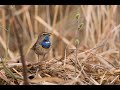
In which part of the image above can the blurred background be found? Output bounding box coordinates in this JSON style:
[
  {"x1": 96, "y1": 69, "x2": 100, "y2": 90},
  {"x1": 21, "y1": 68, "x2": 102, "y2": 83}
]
[{"x1": 0, "y1": 5, "x2": 119, "y2": 64}]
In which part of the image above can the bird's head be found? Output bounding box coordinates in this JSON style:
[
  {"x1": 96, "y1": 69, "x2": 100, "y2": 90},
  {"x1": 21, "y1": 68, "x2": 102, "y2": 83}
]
[{"x1": 38, "y1": 32, "x2": 51, "y2": 48}]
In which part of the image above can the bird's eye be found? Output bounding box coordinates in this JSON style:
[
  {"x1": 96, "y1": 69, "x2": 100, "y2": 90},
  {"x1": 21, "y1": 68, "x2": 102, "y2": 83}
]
[
  {"x1": 43, "y1": 39, "x2": 47, "y2": 42},
  {"x1": 43, "y1": 34, "x2": 46, "y2": 36}
]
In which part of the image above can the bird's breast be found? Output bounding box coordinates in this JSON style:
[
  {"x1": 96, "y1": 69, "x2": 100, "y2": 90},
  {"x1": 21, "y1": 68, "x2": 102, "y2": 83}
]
[{"x1": 34, "y1": 43, "x2": 51, "y2": 55}]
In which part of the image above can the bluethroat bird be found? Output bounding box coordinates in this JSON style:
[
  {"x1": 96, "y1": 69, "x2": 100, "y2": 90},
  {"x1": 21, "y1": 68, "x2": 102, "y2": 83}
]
[{"x1": 31, "y1": 32, "x2": 51, "y2": 63}]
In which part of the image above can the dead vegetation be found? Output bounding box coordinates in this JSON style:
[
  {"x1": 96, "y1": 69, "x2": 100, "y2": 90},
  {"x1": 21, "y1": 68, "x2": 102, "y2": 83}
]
[{"x1": 0, "y1": 5, "x2": 120, "y2": 85}]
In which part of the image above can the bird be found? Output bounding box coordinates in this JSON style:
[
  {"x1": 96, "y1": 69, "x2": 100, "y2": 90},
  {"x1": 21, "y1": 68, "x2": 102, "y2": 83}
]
[{"x1": 31, "y1": 32, "x2": 51, "y2": 63}]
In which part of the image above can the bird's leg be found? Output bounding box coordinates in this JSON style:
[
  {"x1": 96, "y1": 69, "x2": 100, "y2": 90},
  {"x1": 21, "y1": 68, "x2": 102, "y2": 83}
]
[
  {"x1": 43, "y1": 54, "x2": 47, "y2": 69},
  {"x1": 37, "y1": 55, "x2": 39, "y2": 63},
  {"x1": 36, "y1": 55, "x2": 40, "y2": 77},
  {"x1": 43, "y1": 54, "x2": 45, "y2": 60}
]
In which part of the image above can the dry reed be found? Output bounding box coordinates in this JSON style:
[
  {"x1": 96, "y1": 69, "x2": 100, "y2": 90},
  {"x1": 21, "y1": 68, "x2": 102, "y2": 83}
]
[{"x1": 0, "y1": 5, "x2": 120, "y2": 85}]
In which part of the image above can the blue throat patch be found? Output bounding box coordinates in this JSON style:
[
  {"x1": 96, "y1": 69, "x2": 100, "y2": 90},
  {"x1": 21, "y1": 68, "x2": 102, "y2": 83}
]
[{"x1": 40, "y1": 35, "x2": 51, "y2": 48}]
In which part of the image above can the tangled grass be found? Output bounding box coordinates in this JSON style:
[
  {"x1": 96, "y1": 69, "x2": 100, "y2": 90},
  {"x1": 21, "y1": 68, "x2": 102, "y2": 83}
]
[{"x1": 0, "y1": 5, "x2": 120, "y2": 85}]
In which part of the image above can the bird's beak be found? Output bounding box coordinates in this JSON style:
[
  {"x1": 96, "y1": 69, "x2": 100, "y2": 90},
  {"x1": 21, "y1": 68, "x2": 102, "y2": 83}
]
[{"x1": 48, "y1": 33, "x2": 51, "y2": 36}]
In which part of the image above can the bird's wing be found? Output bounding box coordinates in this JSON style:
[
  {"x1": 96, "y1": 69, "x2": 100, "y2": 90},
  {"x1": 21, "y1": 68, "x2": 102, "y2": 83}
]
[{"x1": 31, "y1": 42, "x2": 37, "y2": 50}]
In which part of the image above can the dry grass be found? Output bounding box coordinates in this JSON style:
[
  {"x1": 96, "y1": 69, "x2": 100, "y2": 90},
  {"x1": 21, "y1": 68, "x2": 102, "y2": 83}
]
[{"x1": 0, "y1": 5, "x2": 120, "y2": 85}]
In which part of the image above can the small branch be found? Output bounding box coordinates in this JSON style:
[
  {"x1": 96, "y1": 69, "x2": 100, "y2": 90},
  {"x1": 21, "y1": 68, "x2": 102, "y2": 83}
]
[{"x1": 10, "y1": 6, "x2": 29, "y2": 85}]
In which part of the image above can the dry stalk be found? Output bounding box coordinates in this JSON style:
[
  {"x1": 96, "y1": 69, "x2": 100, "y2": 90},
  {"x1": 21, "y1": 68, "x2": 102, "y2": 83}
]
[
  {"x1": 63, "y1": 47, "x2": 67, "y2": 68},
  {"x1": 109, "y1": 75, "x2": 119, "y2": 84},
  {"x1": 10, "y1": 6, "x2": 29, "y2": 85}
]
